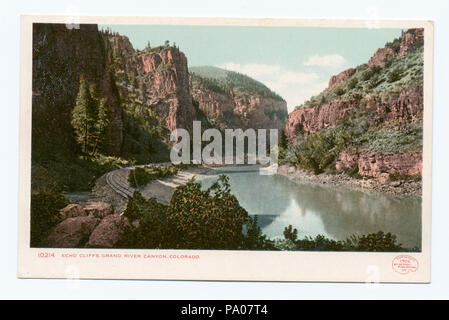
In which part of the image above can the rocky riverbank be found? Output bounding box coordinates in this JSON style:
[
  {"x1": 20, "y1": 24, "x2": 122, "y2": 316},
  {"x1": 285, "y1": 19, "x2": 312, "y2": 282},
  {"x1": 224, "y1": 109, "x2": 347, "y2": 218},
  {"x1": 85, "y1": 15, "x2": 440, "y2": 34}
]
[{"x1": 277, "y1": 164, "x2": 422, "y2": 198}]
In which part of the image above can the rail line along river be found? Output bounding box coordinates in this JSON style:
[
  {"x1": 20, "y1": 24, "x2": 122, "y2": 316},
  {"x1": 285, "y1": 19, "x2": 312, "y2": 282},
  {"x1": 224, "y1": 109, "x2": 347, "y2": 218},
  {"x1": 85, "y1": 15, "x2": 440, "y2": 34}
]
[{"x1": 197, "y1": 165, "x2": 422, "y2": 250}]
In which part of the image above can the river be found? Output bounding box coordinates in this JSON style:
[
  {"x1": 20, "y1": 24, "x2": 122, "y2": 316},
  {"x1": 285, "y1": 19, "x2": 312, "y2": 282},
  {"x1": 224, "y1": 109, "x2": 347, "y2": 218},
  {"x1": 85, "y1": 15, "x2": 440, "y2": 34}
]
[{"x1": 198, "y1": 165, "x2": 421, "y2": 250}]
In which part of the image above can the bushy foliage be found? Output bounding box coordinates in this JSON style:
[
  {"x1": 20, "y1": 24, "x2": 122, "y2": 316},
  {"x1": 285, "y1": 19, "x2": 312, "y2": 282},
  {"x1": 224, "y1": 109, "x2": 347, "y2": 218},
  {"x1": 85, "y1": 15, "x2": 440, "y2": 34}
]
[
  {"x1": 283, "y1": 225, "x2": 298, "y2": 241},
  {"x1": 243, "y1": 215, "x2": 276, "y2": 250},
  {"x1": 120, "y1": 175, "x2": 274, "y2": 250},
  {"x1": 354, "y1": 231, "x2": 404, "y2": 251},
  {"x1": 167, "y1": 175, "x2": 249, "y2": 249},
  {"x1": 277, "y1": 231, "x2": 405, "y2": 252},
  {"x1": 387, "y1": 67, "x2": 404, "y2": 83},
  {"x1": 119, "y1": 191, "x2": 170, "y2": 248},
  {"x1": 355, "y1": 121, "x2": 423, "y2": 153},
  {"x1": 291, "y1": 126, "x2": 354, "y2": 174},
  {"x1": 30, "y1": 191, "x2": 68, "y2": 247},
  {"x1": 127, "y1": 165, "x2": 182, "y2": 188},
  {"x1": 343, "y1": 164, "x2": 362, "y2": 179}
]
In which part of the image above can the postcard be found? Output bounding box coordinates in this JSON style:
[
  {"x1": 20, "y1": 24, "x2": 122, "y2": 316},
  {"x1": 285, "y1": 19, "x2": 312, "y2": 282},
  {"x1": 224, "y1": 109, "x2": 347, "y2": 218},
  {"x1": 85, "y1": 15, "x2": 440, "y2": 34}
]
[{"x1": 18, "y1": 15, "x2": 433, "y2": 282}]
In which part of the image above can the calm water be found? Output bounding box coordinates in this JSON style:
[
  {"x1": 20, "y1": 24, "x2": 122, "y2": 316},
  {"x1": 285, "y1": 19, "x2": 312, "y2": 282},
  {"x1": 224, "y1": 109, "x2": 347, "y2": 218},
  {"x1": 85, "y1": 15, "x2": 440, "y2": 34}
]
[{"x1": 198, "y1": 165, "x2": 422, "y2": 249}]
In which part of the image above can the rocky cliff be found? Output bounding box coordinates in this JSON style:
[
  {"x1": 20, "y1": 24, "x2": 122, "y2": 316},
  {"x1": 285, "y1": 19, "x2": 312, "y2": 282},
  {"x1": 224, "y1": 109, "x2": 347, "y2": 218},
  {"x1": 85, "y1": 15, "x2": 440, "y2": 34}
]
[
  {"x1": 138, "y1": 47, "x2": 197, "y2": 132},
  {"x1": 335, "y1": 148, "x2": 422, "y2": 178},
  {"x1": 190, "y1": 66, "x2": 288, "y2": 130},
  {"x1": 106, "y1": 34, "x2": 197, "y2": 133},
  {"x1": 285, "y1": 28, "x2": 424, "y2": 180},
  {"x1": 32, "y1": 23, "x2": 124, "y2": 155}
]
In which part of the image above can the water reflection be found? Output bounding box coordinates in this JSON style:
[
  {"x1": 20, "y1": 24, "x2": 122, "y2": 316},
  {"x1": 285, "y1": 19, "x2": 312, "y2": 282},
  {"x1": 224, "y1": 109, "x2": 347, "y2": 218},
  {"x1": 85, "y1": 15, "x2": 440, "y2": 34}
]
[{"x1": 199, "y1": 166, "x2": 422, "y2": 249}]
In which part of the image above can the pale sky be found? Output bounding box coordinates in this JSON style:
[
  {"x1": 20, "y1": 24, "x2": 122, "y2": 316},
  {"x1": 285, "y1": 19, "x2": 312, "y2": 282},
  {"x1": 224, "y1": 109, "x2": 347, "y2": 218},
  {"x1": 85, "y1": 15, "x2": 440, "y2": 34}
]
[{"x1": 100, "y1": 24, "x2": 403, "y2": 112}]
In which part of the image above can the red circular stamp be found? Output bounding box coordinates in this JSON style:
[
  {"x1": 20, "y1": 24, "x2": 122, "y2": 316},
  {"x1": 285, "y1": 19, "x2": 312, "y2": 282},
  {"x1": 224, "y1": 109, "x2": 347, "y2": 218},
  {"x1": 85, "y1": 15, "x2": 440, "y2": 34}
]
[{"x1": 392, "y1": 255, "x2": 419, "y2": 275}]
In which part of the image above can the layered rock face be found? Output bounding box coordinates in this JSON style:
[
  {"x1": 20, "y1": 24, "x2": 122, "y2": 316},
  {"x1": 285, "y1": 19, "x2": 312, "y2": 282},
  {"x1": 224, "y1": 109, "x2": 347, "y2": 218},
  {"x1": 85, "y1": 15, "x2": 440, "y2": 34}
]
[
  {"x1": 192, "y1": 88, "x2": 288, "y2": 130},
  {"x1": 139, "y1": 48, "x2": 197, "y2": 132},
  {"x1": 32, "y1": 24, "x2": 123, "y2": 155},
  {"x1": 284, "y1": 28, "x2": 424, "y2": 180},
  {"x1": 336, "y1": 149, "x2": 422, "y2": 178},
  {"x1": 107, "y1": 35, "x2": 197, "y2": 133},
  {"x1": 285, "y1": 99, "x2": 356, "y2": 139},
  {"x1": 284, "y1": 87, "x2": 422, "y2": 139},
  {"x1": 368, "y1": 87, "x2": 424, "y2": 125}
]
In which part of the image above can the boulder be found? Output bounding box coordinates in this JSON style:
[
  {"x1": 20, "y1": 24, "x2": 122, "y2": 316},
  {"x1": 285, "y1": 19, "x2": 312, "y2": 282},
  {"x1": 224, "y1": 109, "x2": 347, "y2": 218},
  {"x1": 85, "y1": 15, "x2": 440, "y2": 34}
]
[
  {"x1": 47, "y1": 216, "x2": 100, "y2": 248},
  {"x1": 59, "y1": 203, "x2": 86, "y2": 220},
  {"x1": 378, "y1": 173, "x2": 390, "y2": 184},
  {"x1": 82, "y1": 201, "x2": 114, "y2": 218},
  {"x1": 86, "y1": 214, "x2": 131, "y2": 248}
]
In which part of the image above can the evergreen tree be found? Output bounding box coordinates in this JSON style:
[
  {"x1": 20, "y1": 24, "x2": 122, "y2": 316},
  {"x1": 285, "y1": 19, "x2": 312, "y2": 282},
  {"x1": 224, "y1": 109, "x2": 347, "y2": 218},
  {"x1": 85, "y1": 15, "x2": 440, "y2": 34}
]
[
  {"x1": 92, "y1": 98, "x2": 110, "y2": 155},
  {"x1": 71, "y1": 76, "x2": 110, "y2": 157}
]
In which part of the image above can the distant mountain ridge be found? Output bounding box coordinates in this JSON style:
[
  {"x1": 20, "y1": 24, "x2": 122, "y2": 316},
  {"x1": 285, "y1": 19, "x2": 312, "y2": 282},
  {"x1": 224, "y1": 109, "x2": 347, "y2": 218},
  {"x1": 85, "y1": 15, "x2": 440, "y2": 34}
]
[
  {"x1": 190, "y1": 66, "x2": 288, "y2": 130},
  {"x1": 190, "y1": 66, "x2": 285, "y2": 102}
]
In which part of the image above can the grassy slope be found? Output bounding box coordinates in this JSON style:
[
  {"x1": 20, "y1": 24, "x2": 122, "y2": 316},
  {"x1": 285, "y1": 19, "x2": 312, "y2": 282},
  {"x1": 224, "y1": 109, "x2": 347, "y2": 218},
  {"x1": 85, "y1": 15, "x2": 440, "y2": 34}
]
[
  {"x1": 295, "y1": 45, "x2": 423, "y2": 111},
  {"x1": 284, "y1": 38, "x2": 423, "y2": 174}
]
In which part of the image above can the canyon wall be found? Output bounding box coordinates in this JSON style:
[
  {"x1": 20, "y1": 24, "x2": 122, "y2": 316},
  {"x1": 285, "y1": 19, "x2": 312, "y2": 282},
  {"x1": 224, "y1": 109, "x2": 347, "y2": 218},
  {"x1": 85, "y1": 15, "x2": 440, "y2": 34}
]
[
  {"x1": 284, "y1": 28, "x2": 424, "y2": 179},
  {"x1": 32, "y1": 23, "x2": 123, "y2": 155},
  {"x1": 285, "y1": 99, "x2": 356, "y2": 139},
  {"x1": 138, "y1": 48, "x2": 197, "y2": 132},
  {"x1": 107, "y1": 35, "x2": 197, "y2": 133},
  {"x1": 192, "y1": 86, "x2": 288, "y2": 130}
]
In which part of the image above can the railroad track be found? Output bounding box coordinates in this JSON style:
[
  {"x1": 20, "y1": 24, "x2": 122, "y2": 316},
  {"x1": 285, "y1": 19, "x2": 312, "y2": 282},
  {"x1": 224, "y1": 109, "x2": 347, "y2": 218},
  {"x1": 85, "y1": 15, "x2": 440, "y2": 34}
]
[{"x1": 104, "y1": 163, "x2": 173, "y2": 205}]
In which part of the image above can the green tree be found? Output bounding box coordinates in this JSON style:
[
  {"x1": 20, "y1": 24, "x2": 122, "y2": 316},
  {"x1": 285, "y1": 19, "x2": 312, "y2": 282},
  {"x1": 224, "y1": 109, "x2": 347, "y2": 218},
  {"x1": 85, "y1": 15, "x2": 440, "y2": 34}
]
[
  {"x1": 71, "y1": 76, "x2": 111, "y2": 157},
  {"x1": 71, "y1": 76, "x2": 98, "y2": 157},
  {"x1": 167, "y1": 175, "x2": 248, "y2": 249},
  {"x1": 92, "y1": 98, "x2": 110, "y2": 155}
]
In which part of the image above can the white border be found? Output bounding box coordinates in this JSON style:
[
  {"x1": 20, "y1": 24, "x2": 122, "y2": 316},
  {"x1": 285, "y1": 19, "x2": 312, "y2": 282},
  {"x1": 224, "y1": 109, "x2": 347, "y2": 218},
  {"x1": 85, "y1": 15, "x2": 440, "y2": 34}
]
[{"x1": 18, "y1": 15, "x2": 433, "y2": 283}]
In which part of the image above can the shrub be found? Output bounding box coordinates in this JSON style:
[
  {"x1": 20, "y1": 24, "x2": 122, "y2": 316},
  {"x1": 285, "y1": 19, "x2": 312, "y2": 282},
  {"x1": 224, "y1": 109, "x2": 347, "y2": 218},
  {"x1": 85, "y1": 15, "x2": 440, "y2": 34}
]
[
  {"x1": 283, "y1": 225, "x2": 298, "y2": 241},
  {"x1": 354, "y1": 231, "x2": 404, "y2": 252},
  {"x1": 244, "y1": 215, "x2": 276, "y2": 250},
  {"x1": 128, "y1": 165, "x2": 180, "y2": 188},
  {"x1": 120, "y1": 175, "x2": 258, "y2": 250},
  {"x1": 277, "y1": 231, "x2": 405, "y2": 252},
  {"x1": 119, "y1": 190, "x2": 171, "y2": 248},
  {"x1": 30, "y1": 191, "x2": 68, "y2": 247},
  {"x1": 292, "y1": 128, "x2": 351, "y2": 174},
  {"x1": 343, "y1": 164, "x2": 362, "y2": 179},
  {"x1": 335, "y1": 87, "x2": 346, "y2": 96},
  {"x1": 128, "y1": 167, "x2": 153, "y2": 188},
  {"x1": 347, "y1": 77, "x2": 358, "y2": 90},
  {"x1": 368, "y1": 74, "x2": 384, "y2": 89},
  {"x1": 388, "y1": 67, "x2": 403, "y2": 83},
  {"x1": 167, "y1": 175, "x2": 248, "y2": 249}
]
